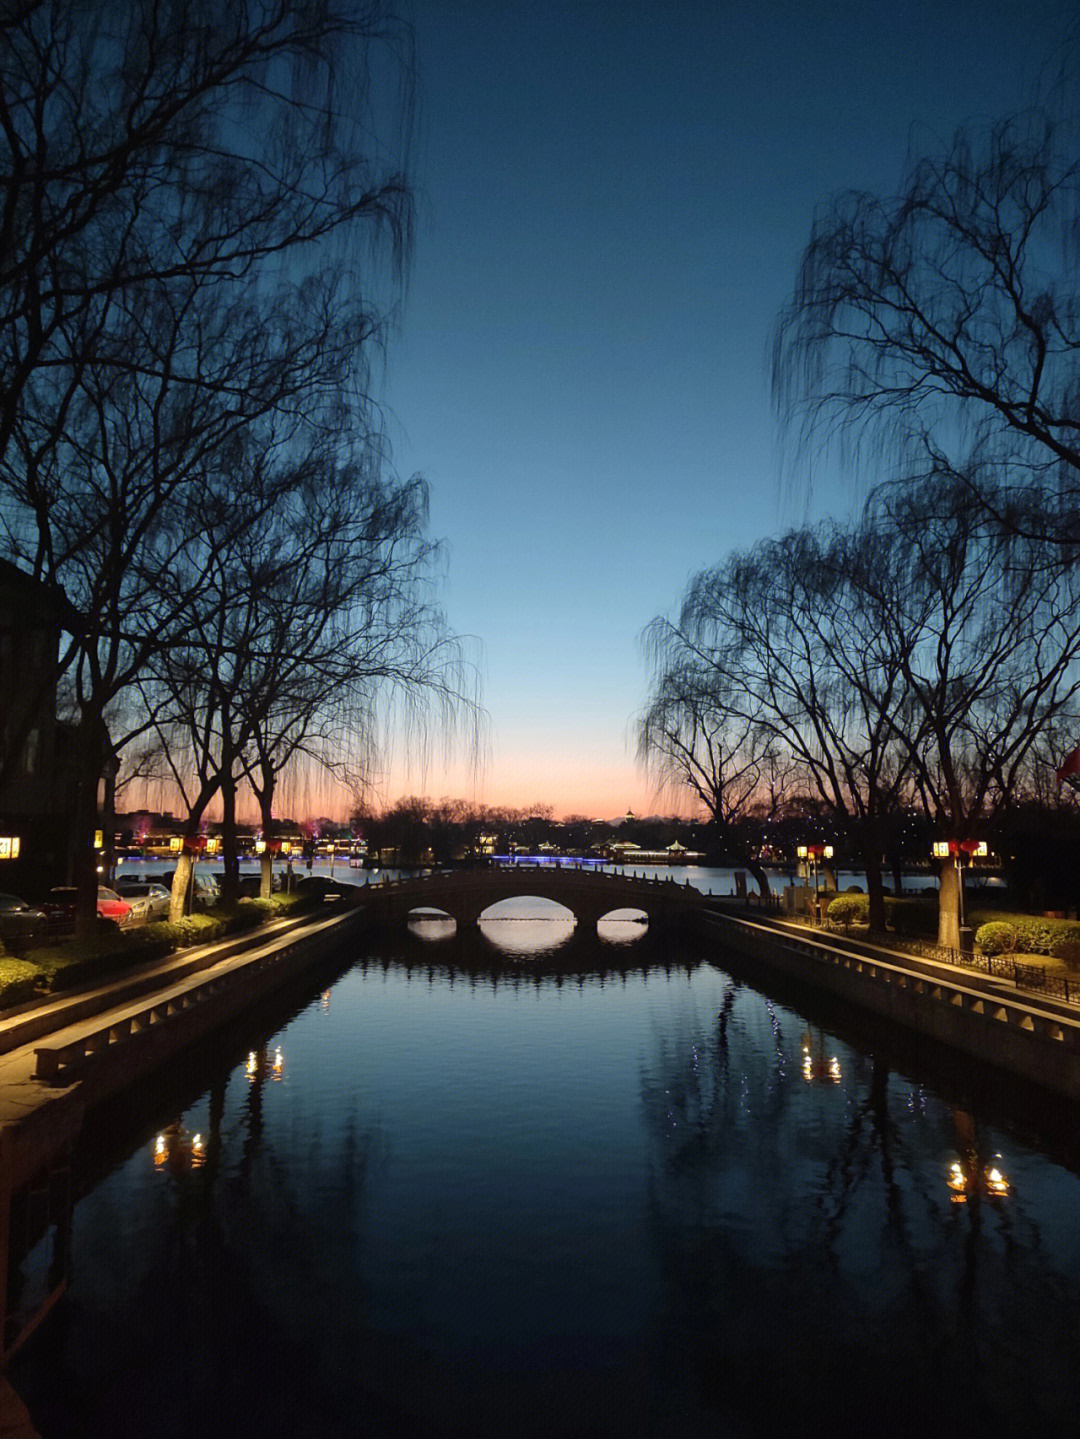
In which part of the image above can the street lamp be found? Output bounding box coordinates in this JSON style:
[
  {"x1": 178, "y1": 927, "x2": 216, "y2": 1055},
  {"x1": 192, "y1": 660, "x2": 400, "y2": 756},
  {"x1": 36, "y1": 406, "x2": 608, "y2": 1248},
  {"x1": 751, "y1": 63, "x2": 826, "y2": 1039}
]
[
  {"x1": 932, "y1": 839, "x2": 987, "y2": 954},
  {"x1": 797, "y1": 843, "x2": 833, "y2": 922}
]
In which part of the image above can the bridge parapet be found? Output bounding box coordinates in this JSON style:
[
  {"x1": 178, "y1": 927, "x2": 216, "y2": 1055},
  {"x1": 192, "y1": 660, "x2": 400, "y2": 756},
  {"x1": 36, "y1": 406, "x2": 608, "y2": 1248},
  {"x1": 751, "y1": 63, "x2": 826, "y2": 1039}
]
[{"x1": 359, "y1": 866, "x2": 700, "y2": 931}]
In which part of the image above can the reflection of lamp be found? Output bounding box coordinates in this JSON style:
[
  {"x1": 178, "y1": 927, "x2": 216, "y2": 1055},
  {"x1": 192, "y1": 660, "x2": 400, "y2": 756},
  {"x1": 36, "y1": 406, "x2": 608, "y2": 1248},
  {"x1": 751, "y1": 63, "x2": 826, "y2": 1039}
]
[
  {"x1": 932, "y1": 840, "x2": 988, "y2": 953},
  {"x1": 152, "y1": 1125, "x2": 205, "y2": 1172},
  {"x1": 245, "y1": 1046, "x2": 285, "y2": 1082},
  {"x1": 944, "y1": 1151, "x2": 1011, "y2": 1202},
  {"x1": 984, "y1": 1156, "x2": 1011, "y2": 1196},
  {"x1": 947, "y1": 1160, "x2": 968, "y2": 1202},
  {"x1": 801, "y1": 1032, "x2": 841, "y2": 1084}
]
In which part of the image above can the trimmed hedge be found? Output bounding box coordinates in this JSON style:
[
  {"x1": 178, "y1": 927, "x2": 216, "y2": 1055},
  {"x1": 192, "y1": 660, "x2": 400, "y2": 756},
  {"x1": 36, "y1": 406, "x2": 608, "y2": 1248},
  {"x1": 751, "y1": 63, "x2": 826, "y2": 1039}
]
[
  {"x1": 974, "y1": 921, "x2": 1018, "y2": 956},
  {"x1": 8, "y1": 891, "x2": 319, "y2": 1008},
  {"x1": 827, "y1": 895, "x2": 866, "y2": 930},
  {"x1": 0, "y1": 958, "x2": 44, "y2": 1007},
  {"x1": 889, "y1": 899, "x2": 939, "y2": 938},
  {"x1": 972, "y1": 912, "x2": 1080, "y2": 959}
]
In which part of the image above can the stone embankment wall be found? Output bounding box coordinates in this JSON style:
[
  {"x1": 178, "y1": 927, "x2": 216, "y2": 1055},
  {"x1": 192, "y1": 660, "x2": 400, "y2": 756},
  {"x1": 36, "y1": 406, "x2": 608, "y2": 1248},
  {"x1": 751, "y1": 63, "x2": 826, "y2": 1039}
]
[{"x1": 698, "y1": 908, "x2": 1080, "y2": 1100}]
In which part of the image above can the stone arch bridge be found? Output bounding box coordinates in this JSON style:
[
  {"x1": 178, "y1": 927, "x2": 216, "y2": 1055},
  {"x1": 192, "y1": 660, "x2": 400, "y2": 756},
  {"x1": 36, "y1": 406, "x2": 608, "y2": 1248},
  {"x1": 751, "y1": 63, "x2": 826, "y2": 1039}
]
[{"x1": 359, "y1": 865, "x2": 704, "y2": 933}]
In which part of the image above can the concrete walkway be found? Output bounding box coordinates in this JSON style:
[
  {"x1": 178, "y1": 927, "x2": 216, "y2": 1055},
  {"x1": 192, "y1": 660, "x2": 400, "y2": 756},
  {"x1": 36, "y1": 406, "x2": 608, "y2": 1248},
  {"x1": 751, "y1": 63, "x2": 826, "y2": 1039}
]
[{"x1": 0, "y1": 913, "x2": 319, "y2": 1131}]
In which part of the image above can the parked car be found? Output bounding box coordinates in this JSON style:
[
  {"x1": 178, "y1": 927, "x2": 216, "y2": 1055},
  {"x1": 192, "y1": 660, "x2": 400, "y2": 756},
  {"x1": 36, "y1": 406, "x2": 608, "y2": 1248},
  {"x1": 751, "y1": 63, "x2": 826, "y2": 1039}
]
[
  {"x1": 151, "y1": 871, "x2": 220, "y2": 910},
  {"x1": 238, "y1": 873, "x2": 283, "y2": 897},
  {"x1": 0, "y1": 893, "x2": 47, "y2": 948},
  {"x1": 44, "y1": 886, "x2": 133, "y2": 928},
  {"x1": 113, "y1": 880, "x2": 171, "y2": 923}
]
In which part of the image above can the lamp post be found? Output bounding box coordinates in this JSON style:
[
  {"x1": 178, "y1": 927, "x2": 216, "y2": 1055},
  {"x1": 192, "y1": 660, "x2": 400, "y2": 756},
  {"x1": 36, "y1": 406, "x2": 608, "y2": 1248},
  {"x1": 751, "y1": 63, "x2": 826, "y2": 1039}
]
[
  {"x1": 932, "y1": 839, "x2": 987, "y2": 954},
  {"x1": 797, "y1": 843, "x2": 834, "y2": 922}
]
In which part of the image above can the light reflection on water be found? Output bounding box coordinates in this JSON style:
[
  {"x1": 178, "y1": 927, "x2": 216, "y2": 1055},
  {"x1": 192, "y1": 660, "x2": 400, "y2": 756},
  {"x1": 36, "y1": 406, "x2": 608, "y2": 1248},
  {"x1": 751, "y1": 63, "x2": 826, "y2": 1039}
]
[{"x1": 13, "y1": 922, "x2": 1080, "y2": 1439}]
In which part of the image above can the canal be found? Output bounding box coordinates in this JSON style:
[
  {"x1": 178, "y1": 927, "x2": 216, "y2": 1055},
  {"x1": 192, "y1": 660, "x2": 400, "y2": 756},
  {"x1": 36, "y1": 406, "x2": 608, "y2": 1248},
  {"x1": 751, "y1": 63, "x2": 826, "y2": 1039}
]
[{"x1": 10, "y1": 900, "x2": 1080, "y2": 1438}]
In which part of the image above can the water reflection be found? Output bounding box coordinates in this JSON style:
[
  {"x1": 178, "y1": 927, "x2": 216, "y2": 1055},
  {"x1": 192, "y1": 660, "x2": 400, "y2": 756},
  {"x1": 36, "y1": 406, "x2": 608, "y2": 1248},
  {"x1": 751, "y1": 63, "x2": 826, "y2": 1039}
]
[
  {"x1": 152, "y1": 1124, "x2": 205, "y2": 1173},
  {"x1": 407, "y1": 909, "x2": 456, "y2": 943},
  {"x1": 637, "y1": 982, "x2": 1073, "y2": 1435},
  {"x1": 13, "y1": 937, "x2": 1080, "y2": 1439}
]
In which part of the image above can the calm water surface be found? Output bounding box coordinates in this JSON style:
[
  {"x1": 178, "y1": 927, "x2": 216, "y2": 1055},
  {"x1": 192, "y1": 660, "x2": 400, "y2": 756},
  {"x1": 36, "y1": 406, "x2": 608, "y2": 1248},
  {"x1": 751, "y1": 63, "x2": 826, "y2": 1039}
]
[{"x1": 13, "y1": 903, "x2": 1080, "y2": 1438}]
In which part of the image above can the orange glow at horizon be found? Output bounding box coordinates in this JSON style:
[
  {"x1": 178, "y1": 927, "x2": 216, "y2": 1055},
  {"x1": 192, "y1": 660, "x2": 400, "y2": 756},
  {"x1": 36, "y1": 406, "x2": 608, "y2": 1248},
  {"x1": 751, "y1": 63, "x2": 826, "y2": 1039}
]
[{"x1": 124, "y1": 751, "x2": 702, "y2": 825}]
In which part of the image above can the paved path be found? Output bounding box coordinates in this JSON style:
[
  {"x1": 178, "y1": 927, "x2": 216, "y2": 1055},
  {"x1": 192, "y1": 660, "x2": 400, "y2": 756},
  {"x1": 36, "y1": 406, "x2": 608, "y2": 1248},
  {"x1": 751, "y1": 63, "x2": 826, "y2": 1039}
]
[{"x1": 0, "y1": 915, "x2": 310, "y2": 1129}]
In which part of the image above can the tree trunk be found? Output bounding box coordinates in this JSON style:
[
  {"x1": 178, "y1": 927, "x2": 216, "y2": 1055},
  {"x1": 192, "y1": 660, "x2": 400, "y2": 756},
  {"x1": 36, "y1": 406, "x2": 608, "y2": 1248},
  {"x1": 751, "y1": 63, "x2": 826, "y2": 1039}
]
[
  {"x1": 746, "y1": 858, "x2": 772, "y2": 902},
  {"x1": 937, "y1": 858, "x2": 961, "y2": 949},
  {"x1": 72, "y1": 716, "x2": 107, "y2": 940},
  {"x1": 169, "y1": 850, "x2": 195, "y2": 925},
  {"x1": 259, "y1": 775, "x2": 276, "y2": 900},
  {"x1": 865, "y1": 861, "x2": 886, "y2": 932},
  {"x1": 219, "y1": 769, "x2": 239, "y2": 909},
  {"x1": 169, "y1": 787, "x2": 219, "y2": 923}
]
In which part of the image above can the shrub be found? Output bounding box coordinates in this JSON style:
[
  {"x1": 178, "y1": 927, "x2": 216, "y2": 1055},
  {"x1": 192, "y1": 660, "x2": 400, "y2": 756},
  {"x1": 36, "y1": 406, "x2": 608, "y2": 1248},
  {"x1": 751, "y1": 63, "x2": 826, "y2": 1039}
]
[
  {"x1": 1049, "y1": 925, "x2": 1080, "y2": 966},
  {"x1": 827, "y1": 895, "x2": 866, "y2": 930},
  {"x1": 1050, "y1": 939, "x2": 1080, "y2": 966},
  {"x1": 0, "y1": 958, "x2": 44, "y2": 1008},
  {"x1": 174, "y1": 913, "x2": 226, "y2": 945},
  {"x1": 237, "y1": 897, "x2": 277, "y2": 923},
  {"x1": 33, "y1": 934, "x2": 145, "y2": 991},
  {"x1": 890, "y1": 900, "x2": 939, "y2": 937},
  {"x1": 975, "y1": 921, "x2": 1018, "y2": 956}
]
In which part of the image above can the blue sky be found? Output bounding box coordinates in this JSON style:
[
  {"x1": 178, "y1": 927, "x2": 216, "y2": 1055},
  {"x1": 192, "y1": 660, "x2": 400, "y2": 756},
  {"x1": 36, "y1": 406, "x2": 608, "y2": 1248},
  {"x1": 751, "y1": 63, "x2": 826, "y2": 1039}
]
[{"x1": 375, "y1": 0, "x2": 1071, "y2": 818}]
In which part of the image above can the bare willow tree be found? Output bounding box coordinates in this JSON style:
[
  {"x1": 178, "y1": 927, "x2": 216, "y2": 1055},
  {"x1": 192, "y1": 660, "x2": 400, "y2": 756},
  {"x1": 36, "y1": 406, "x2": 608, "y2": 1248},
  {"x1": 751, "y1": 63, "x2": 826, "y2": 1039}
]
[
  {"x1": 645, "y1": 470, "x2": 1080, "y2": 942},
  {"x1": 645, "y1": 521, "x2": 920, "y2": 927},
  {"x1": 0, "y1": 0, "x2": 416, "y2": 930},
  {"x1": 863, "y1": 475, "x2": 1080, "y2": 943},
  {"x1": 235, "y1": 462, "x2": 478, "y2": 902},
  {"x1": 0, "y1": 0, "x2": 413, "y2": 466},
  {"x1": 636, "y1": 643, "x2": 789, "y2": 899},
  {"x1": 135, "y1": 430, "x2": 478, "y2": 919},
  {"x1": 772, "y1": 99, "x2": 1080, "y2": 535}
]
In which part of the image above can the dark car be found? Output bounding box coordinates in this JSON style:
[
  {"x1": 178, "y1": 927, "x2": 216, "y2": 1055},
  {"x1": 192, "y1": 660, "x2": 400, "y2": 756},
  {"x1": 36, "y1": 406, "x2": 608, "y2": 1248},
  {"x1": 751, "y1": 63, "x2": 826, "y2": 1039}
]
[
  {"x1": 152, "y1": 871, "x2": 219, "y2": 910},
  {"x1": 0, "y1": 892, "x2": 47, "y2": 948},
  {"x1": 238, "y1": 873, "x2": 283, "y2": 897}
]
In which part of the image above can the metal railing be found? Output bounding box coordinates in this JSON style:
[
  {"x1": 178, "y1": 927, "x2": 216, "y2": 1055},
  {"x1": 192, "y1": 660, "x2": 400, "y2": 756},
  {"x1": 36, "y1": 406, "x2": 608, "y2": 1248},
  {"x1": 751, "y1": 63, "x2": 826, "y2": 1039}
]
[{"x1": 833, "y1": 930, "x2": 1080, "y2": 1006}]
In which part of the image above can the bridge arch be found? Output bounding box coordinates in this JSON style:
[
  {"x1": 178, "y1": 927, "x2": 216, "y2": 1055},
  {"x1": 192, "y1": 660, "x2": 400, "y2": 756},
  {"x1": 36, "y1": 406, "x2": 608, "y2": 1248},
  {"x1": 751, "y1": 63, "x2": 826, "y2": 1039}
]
[{"x1": 406, "y1": 907, "x2": 457, "y2": 941}]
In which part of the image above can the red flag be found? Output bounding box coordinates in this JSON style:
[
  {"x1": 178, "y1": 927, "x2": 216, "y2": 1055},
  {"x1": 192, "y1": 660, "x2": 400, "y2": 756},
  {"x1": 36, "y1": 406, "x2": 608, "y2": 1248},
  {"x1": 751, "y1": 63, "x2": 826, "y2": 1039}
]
[{"x1": 1056, "y1": 743, "x2": 1080, "y2": 787}]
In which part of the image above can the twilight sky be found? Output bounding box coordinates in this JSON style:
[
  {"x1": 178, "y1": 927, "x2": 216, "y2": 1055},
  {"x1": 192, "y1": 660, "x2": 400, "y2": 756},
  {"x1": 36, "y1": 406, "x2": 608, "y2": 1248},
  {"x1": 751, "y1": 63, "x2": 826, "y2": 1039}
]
[{"x1": 373, "y1": 0, "x2": 1070, "y2": 820}]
